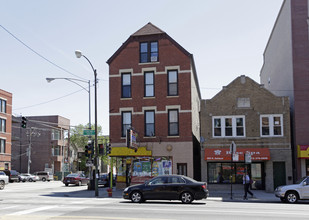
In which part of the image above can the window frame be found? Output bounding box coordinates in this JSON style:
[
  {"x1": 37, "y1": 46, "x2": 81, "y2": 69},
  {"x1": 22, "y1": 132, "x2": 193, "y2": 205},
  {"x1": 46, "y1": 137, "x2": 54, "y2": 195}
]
[
  {"x1": 212, "y1": 116, "x2": 245, "y2": 138},
  {"x1": 121, "y1": 73, "x2": 131, "y2": 98},
  {"x1": 145, "y1": 110, "x2": 155, "y2": 137},
  {"x1": 122, "y1": 111, "x2": 132, "y2": 137},
  {"x1": 260, "y1": 114, "x2": 283, "y2": 137},
  {"x1": 0, "y1": 118, "x2": 6, "y2": 133},
  {"x1": 167, "y1": 70, "x2": 178, "y2": 96},
  {"x1": 140, "y1": 41, "x2": 158, "y2": 63},
  {"x1": 0, "y1": 99, "x2": 6, "y2": 113},
  {"x1": 144, "y1": 71, "x2": 154, "y2": 97},
  {"x1": 168, "y1": 109, "x2": 179, "y2": 136},
  {"x1": 0, "y1": 139, "x2": 5, "y2": 154}
]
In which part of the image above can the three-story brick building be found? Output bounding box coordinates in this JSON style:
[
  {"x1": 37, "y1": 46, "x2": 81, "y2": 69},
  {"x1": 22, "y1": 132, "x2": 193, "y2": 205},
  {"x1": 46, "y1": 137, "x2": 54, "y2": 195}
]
[
  {"x1": 107, "y1": 23, "x2": 201, "y2": 187},
  {"x1": 0, "y1": 89, "x2": 12, "y2": 170}
]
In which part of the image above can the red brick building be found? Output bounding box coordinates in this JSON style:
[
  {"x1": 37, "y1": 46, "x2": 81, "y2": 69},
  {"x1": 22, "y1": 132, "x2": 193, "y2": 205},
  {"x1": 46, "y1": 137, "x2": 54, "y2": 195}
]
[
  {"x1": 0, "y1": 89, "x2": 12, "y2": 170},
  {"x1": 107, "y1": 23, "x2": 201, "y2": 187}
]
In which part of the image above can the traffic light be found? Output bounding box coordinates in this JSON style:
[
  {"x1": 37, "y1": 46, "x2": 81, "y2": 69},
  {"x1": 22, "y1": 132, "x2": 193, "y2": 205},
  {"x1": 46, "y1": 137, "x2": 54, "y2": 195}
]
[
  {"x1": 106, "y1": 143, "x2": 111, "y2": 155},
  {"x1": 99, "y1": 144, "x2": 104, "y2": 155},
  {"x1": 21, "y1": 117, "x2": 27, "y2": 128},
  {"x1": 85, "y1": 143, "x2": 92, "y2": 158}
]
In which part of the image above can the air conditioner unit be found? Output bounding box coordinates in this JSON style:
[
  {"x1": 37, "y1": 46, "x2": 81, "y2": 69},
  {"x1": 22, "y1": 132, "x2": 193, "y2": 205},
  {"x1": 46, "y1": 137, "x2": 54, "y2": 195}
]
[{"x1": 150, "y1": 56, "x2": 158, "y2": 62}]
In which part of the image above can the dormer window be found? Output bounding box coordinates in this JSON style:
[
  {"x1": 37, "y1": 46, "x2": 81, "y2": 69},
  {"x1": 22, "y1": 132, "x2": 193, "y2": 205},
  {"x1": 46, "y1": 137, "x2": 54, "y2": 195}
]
[{"x1": 140, "y1": 41, "x2": 158, "y2": 63}]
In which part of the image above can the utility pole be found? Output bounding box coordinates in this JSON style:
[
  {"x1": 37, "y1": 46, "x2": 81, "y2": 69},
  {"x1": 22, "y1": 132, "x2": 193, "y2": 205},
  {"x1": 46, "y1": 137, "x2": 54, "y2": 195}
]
[{"x1": 27, "y1": 127, "x2": 32, "y2": 174}]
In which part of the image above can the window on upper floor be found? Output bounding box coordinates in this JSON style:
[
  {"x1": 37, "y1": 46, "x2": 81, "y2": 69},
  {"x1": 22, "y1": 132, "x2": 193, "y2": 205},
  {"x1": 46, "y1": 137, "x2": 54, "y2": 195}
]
[
  {"x1": 168, "y1": 109, "x2": 179, "y2": 136},
  {"x1": 140, "y1": 41, "x2": 158, "y2": 63},
  {"x1": 0, "y1": 99, "x2": 6, "y2": 113},
  {"x1": 122, "y1": 73, "x2": 131, "y2": 98},
  {"x1": 0, "y1": 118, "x2": 6, "y2": 133},
  {"x1": 122, "y1": 111, "x2": 132, "y2": 137},
  {"x1": 145, "y1": 110, "x2": 155, "y2": 137},
  {"x1": 260, "y1": 115, "x2": 283, "y2": 137},
  {"x1": 213, "y1": 116, "x2": 245, "y2": 138},
  {"x1": 52, "y1": 145, "x2": 61, "y2": 156},
  {"x1": 0, "y1": 139, "x2": 5, "y2": 153},
  {"x1": 168, "y1": 70, "x2": 178, "y2": 96},
  {"x1": 144, "y1": 72, "x2": 154, "y2": 97},
  {"x1": 51, "y1": 129, "x2": 61, "y2": 140}
]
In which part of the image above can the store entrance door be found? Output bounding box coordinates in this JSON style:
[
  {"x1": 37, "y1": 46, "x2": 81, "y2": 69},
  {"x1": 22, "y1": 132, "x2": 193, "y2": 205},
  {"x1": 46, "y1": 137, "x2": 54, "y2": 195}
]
[{"x1": 273, "y1": 162, "x2": 286, "y2": 190}]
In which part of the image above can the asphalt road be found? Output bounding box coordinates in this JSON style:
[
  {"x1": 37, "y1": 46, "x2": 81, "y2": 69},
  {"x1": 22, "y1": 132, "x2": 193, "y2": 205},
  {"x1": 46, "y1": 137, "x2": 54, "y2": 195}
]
[{"x1": 1, "y1": 181, "x2": 309, "y2": 220}]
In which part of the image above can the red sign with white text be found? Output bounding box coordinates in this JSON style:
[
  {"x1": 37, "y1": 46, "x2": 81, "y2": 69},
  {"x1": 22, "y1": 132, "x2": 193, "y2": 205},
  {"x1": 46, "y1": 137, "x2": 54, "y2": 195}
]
[{"x1": 205, "y1": 148, "x2": 270, "y2": 161}]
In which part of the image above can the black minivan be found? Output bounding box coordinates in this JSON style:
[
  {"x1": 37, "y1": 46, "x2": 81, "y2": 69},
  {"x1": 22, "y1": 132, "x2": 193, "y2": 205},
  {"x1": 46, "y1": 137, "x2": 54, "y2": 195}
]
[{"x1": 2, "y1": 170, "x2": 20, "y2": 183}]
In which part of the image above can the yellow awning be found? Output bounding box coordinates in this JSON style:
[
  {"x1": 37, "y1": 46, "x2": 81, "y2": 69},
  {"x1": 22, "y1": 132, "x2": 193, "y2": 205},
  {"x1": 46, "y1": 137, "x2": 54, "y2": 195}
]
[
  {"x1": 297, "y1": 145, "x2": 309, "y2": 158},
  {"x1": 109, "y1": 146, "x2": 152, "y2": 157}
]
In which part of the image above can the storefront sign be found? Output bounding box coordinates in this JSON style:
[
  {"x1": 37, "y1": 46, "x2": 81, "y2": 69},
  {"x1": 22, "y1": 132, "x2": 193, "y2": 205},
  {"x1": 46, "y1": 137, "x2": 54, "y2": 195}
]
[
  {"x1": 109, "y1": 146, "x2": 152, "y2": 157},
  {"x1": 205, "y1": 148, "x2": 270, "y2": 161},
  {"x1": 297, "y1": 145, "x2": 309, "y2": 158}
]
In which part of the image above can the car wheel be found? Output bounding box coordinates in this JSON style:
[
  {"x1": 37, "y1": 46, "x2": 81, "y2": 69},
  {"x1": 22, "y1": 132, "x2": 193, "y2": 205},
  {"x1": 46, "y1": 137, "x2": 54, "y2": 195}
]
[
  {"x1": 76, "y1": 181, "x2": 81, "y2": 186},
  {"x1": 285, "y1": 191, "x2": 299, "y2": 203},
  {"x1": 29, "y1": 178, "x2": 33, "y2": 182},
  {"x1": 130, "y1": 191, "x2": 143, "y2": 203},
  {"x1": 181, "y1": 192, "x2": 193, "y2": 204},
  {"x1": 0, "y1": 181, "x2": 4, "y2": 190},
  {"x1": 22, "y1": 179, "x2": 26, "y2": 182},
  {"x1": 42, "y1": 177, "x2": 46, "y2": 182},
  {"x1": 65, "y1": 183, "x2": 69, "y2": 186}
]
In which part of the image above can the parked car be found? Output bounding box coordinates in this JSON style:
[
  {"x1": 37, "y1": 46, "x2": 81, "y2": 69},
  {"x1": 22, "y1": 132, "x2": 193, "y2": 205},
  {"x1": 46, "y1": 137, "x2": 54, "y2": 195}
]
[
  {"x1": 1, "y1": 170, "x2": 20, "y2": 183},
  {"x1": 98, "y1": 173, "x2": 116, "y2": 187},
  {"x1": 123, "y1": 175, "x2": 209, "y2": 204},
  {"x1": 63, "y1": 173, "x2": 89, "y2": 186},
  {"x1": 275, "y1": 176, "x2": 309, "y2": 203},
  {"x1": 34, "y1": 171, "x2": 53, "y2": 182},
  {"x1": 0, "y1": 171, "x2": 9, "y2": 190},
  {"x1": 19, "y1": 173, "x2": 39, "y2": 182}
]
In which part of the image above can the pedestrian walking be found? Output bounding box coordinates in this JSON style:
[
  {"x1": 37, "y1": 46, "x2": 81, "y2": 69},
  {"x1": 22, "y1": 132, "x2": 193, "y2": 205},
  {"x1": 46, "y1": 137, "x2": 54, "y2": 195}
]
[{"x1": 243, "y1": 173, "x2": 254, "y2": 200}]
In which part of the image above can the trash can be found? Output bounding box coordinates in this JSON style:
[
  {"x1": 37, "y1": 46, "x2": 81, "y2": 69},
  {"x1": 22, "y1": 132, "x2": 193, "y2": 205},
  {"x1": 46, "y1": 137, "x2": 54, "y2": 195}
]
[{"x1": 107, "y1": 188, "x2": 112, "y2": 197}]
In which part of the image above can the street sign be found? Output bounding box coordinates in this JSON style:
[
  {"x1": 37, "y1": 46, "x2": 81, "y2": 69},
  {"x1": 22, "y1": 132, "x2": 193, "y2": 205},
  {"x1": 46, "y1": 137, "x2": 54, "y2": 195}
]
[
  {"x1": 230, "y1": 141, "x2": 236, "y2": 153},
  {"x1": 245, "y1": 152, "x2": 252, "y2": 164},
  {"x1": 83, "y1": 130, "x2": 95, "y2": 136},
  {"x1": 86, "y1": 161, "x2": 93, "y2": 167}
]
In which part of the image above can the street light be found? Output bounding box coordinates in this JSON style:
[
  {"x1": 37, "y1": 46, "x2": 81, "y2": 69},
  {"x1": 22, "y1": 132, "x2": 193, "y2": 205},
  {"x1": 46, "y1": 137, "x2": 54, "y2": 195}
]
[
  {"x1": 46, "y1": 77, "x2": 91, "y2": 131},
  {"x1": 75, "y1": 50, "x2": 99, "y2": 197}
]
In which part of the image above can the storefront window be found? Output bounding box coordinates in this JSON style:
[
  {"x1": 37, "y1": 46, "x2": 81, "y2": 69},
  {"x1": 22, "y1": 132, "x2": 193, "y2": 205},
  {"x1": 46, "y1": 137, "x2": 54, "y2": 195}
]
[{"x1": 208, "y1": 162, "x2": 246, "y2": 184}]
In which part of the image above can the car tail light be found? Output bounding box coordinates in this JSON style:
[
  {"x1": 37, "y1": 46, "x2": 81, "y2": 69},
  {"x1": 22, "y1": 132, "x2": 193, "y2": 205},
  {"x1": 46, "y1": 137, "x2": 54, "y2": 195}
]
[{"x1": 202, "y1": 183, "x2": 207, "y2": 189}]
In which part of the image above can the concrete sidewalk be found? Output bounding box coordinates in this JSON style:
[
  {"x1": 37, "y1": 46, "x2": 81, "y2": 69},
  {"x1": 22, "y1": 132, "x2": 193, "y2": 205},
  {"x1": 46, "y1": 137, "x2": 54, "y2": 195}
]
[{"x1": 66, "y1": 186, "x2": 278, "y2": 203}]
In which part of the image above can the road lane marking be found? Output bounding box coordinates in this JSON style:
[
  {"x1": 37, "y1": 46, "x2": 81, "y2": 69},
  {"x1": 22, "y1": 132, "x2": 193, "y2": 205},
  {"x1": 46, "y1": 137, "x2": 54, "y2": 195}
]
[{"x1": 7, "y1": 205, "x2": 57, "y2": 215}]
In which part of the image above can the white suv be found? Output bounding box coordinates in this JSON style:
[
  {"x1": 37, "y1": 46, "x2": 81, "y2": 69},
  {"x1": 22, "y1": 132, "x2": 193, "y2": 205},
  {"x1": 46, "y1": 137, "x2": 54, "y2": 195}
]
[
  {"x1": 275, "y1": 176, "x2": 309, "y2": 203},
  {"x1": 0, "y1": 171, "x2": 9, "y2": 190},
  {"x1": 34, "y1": 171, "x2": 53, "y2": 182}
]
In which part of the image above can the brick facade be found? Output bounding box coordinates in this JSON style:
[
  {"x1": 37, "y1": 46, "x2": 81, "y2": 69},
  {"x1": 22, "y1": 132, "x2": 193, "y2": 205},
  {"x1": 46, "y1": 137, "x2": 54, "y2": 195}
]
[
  {"x1": 0, "y1": 89, "x2": 12, "y2": 170},
  {"x1": 201, "y1": 76, "x2": 292, "y2": 192},
  {"x1": 107, "y1": 23, "x2": 201, "y2": 181},
  {"x1": 11, "y1": 115, "x2": 70, "y2": 175}
]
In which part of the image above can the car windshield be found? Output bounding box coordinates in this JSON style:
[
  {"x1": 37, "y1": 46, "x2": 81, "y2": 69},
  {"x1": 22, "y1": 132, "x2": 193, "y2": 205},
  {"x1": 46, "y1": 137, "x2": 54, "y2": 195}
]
[
  {"x1": 296, "y1": 177, "x2": 307, "y2": 184},
  {"x1": 67, "y1": 174, "x2": 79, "y2": 177}
]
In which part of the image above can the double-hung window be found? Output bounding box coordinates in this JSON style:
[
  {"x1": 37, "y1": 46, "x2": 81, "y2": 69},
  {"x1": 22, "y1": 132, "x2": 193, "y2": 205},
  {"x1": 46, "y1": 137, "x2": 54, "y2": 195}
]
[
  {"x1": 122, "y1": 73, "x2": 131, "y2": 98},
  {"x1": 260, "y1": 115, "x2": 283, "y2": 137},
  {"x1": 0, "y1": 118, "x2": 6, "y2": 133},
  {"x1": 144, "y1": 72, "x2": 154, "y2": 97},
  {"x1": 212, "y1": 116, "x2": 245, "y2": 137},
  {"x1": 145, "y1": 111, "x2": 155, "y2": 137},
  {"x1": 168, "y1": 110, "x2": 179, "y2": 136},
  {"x1": 122, "y1": 112, "x2": 132, "y2": 137},
  {"x1": 0, "y1": 139, "x2": 5, "y2": 153},
  {"x1": 0, "y1": 99, "x2": 6, "y2": 113},
  {"x1": 140, "y1": 41, "x2": 158, "y2": 63},
  {"x1": 168, "y1": 70, "x2": 178, "y2": 96}
]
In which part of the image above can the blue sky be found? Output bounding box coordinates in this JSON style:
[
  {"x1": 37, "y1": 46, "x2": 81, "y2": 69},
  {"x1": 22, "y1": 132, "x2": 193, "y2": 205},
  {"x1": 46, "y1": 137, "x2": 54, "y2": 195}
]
[{"x1": 1, "y1": 0, "x2": 283, "y2": 135}]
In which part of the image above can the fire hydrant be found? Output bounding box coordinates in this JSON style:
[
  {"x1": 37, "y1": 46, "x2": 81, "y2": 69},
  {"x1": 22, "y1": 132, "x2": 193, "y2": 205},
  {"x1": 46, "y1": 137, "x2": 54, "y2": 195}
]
[{"x1": 107, "y1": 188, "x2": 112, "y2": 197}]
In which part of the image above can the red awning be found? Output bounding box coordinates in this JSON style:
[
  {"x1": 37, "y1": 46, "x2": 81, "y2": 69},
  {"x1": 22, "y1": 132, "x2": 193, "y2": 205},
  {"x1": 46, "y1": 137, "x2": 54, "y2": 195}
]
[{"x1": 205, "y1": 148, "x2": 270, "y2": 161}]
